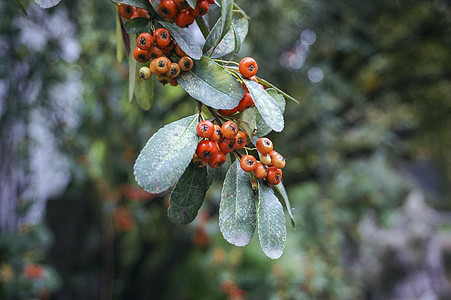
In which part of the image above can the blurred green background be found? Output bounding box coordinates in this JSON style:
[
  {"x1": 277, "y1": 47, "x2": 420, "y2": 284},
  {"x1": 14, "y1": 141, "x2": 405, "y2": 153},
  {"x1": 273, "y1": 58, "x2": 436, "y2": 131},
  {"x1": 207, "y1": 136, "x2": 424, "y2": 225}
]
[{"x1": 1, "y1": 0, "x2": 450, "y2": 299}]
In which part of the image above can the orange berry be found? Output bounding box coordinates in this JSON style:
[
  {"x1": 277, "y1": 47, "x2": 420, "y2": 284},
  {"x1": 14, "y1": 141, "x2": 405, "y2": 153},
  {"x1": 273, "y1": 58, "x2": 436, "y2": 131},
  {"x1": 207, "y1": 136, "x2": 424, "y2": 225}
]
[
  {"x1": 253, "y1": 162, "x2": 267, "y2": 179},
  {"x1": 240, "y1": 155, "x2": 258, "y2": 172},
  {"x1": 235, "y1": 131, "x2": 247, "y2": 149},
  {"x1": 266, "y1": 166, "x2": 282, "y2": 185},
  {"x1": 256, "y1": 137, "x2": 273, "y2": 155},
  {"x1": 239, "y1": 57, "x2": 258, "y2": 78},
  {"x1": 221, "y1": 121, "x2": 238, "y2": 139}
]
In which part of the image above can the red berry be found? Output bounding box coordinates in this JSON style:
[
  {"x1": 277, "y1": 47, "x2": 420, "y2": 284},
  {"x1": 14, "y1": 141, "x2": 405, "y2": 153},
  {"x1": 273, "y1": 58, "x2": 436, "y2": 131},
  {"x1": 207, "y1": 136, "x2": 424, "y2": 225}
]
[
  {"x1": 240, "y1": 155, "x2": 258, "y2": 172},
  {"x1": 253, "y1": 162, "x2": 267, "y2": 179},
  {"x1": 239, "y1": 57, "x2": 258, "y2": 78},
  {"x1": 196, "y1": 0, "x2": 210, "y2": 16},
  {"x1": 178, "y1": 56, "x2": 194, "y2": 71},
  {"x1": 196, "y1": 140, "x2": 218, "y2": 161},
  {"x1": 211, "y1": 125, "x2": 222, "y2": 141},
  {"x1": 237, "y1": 93, "x2": 254, "y2": 111},
  {"x1": 159, "y1": 0, "x2": 178, "y2": 19},
  {"x1": 256, "y1": 137, "x2": 273, "y2": 155},
  {"x1": 154, "y1": 28, "x2": 171, "y2": 47},
  {"x1": 218, "y1": 107, "x2": 238, "y2": 116},
  {"x1": 174, "y1": 0, "x2": 189, "y2": 10},
  {"x1": 271, "y1": 153, "x2": 286, "y2": 169},
  {"x1": 260, "y1": 154, "x2": 272, "y2": 166},
  {"x1": 196, "y1": 120, "x2": 215, "y2": 138},
  {"x1": 218, "y1": 138, "x2": 236, "y2": 154},
  {"x1": 133, "y1": 47, "x2": 151, "y2": 63},
  {"x1": 235, "y1": 131, "x2": 247, "y2": 149},
  {"x1": 118, "y1": 4, "x2": 135, "y2": 19},
  {"x1": 175, "y1": 9, "x2": 195, "y2": 28},
  {"x1": 266, "y1": 166, "x2": 282, "y2": 185},
  {"x1": 136, "y1": 32, "x2": 154, "y2": 50},
  {"x1": 208, "y1": 151, "x2": 226, "y2": 168},
  {"x1": 221, "y1": 121, "x2": 238, "y2": 139}
]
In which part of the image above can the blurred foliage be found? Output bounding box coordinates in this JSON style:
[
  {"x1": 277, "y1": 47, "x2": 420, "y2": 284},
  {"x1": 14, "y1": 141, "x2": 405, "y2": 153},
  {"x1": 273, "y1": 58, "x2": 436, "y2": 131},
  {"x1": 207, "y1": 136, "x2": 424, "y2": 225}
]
[{"x1": 1, "y1": 0, "x2": 450, "y2": 299}]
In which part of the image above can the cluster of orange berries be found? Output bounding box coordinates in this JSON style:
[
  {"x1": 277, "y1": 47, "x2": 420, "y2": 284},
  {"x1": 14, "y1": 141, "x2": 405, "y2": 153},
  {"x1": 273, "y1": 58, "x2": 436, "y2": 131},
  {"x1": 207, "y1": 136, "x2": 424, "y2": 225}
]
[
  {"x1": 118, "y1": 4, "x2": 150, "y2": 20},
  {"x1": 134, "y1": 29, "x2": 194, "y2": 86},
  {"x1": 159, "y1": 0, "x2": 215, "y2": 28},
  {"x1": 240, "y1": 137, "x2": 285, "y2": 185},
  {"x1": 218, "y1": 57, "x2": 260, "y2": 116},
  {"x1": 194, "y1": 120, "x2": 247, "y2": 169}
]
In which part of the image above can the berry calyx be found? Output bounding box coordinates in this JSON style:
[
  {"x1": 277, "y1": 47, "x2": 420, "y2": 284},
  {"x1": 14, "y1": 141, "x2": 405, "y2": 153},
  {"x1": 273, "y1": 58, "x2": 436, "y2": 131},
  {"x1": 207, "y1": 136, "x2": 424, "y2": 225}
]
[
  {"x1": 239, "y1": 57, "x2": 258, "y2": 79},
  {"x1": 256, "y1": 137, "x2": 273, "y2": 155},
  {"x1": 240, "y1": 155, "x2": 258, "y2": 172},
  {"x1": 196, "y1": 120, "x2": 215, "y2": 139},
  {"x1": 221, "y1": 121, "x2": 238, "y2": 139}
]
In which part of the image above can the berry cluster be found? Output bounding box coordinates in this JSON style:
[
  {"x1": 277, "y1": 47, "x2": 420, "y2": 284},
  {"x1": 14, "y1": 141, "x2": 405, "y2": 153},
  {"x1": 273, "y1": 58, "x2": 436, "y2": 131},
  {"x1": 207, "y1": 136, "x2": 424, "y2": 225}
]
[
  {"x1": 194, "y1": 120, "x2": 247, "y2": 169},
  {"x1": 118, "y1": 4, "x2": 150, "y2": 20},
  {"x1": 240, "y1": 137, "x2": 285, "y2": 185},
  {"x1": 134, "y1": 29, "x2": 194, "y2": 86},
  {"x1": 218, "y1": 57, "x2": 261, "y2": 116},
  {"x1": 159, "y1": 0, "x2": 215, "y2": 28}
]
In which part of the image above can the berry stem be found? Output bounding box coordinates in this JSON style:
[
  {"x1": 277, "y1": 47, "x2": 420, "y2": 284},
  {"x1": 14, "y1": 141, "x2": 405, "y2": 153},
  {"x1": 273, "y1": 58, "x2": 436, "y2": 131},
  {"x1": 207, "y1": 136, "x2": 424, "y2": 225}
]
[{"x1": 206, "y1": 106, "x2": 223, "y2": 126}]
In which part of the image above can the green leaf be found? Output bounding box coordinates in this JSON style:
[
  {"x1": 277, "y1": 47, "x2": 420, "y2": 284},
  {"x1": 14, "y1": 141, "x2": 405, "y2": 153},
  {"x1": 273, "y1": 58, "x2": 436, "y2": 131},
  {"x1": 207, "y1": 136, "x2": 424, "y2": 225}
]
[
  {"x1": 203, "y1": 0, "x2": 234, "y2": 54},
  {"x1": 116, "y1": 11, "x2": 123, "y2": 63},
  {"x1": 34, "y1": 0, "x2": 61, "y2": 8},
  {"x1": 237, "y1": 108, "x2": 257, "y2": 139},
  {"x1": 134, "y1": 114, "x2": 199, "y2": 194},
  {"x1": 258, "y1": 182, "x2": 287, "y2": 259},
  {"x1": 15, "y1": 0, "x2": 28, "y2": 15},
  {"x1": 168, "y1": 163, "x2": 213, "y2": 225},
  {"x1": 186, "y1": 0, "x2": 196, "y2": 9},
  {"x1": 159, "y1": 21, "x2": 203, "y2": 60},
  {"x1": 274, "y1": 182, "x2": 295, "y2": 228},
  {"x1": 256, "y1": 88, "x2": 286, "y2": 136},
  {"x1": 177, "y1": 56, "x2": 244, "y2": 109},
  {"x1": 123, "y1": 17, "x2": 150, "y2": 34},
  {"x1": 134, "y1": 64, "x2": 154, "y2": 110},
  {"x1": 113, "y1": 0, "x2": 151, "y2": 10},
  {"x1": 257, "y1": 77, "x2": 300, "y2": 103},
  {"x1": 209, "y1": 10, "x2": 248, "y2": 58},
  {"x1": 129, "y1": 33, "x2": 137, "y2": 104},
  {"x1": 219, "y1": 161, "x2": 257, "y2": 247},
  {"x1": 245, "y1": 80, "x2": 284, "y2": 133}
]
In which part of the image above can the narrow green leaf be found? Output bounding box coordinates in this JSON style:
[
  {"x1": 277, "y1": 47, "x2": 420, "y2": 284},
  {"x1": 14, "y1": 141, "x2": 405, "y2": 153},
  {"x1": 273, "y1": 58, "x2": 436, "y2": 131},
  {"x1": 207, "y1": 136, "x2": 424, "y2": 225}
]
[
  {"x1": 168, "y1": 163, "x2": 212, "y2": 225},
  {"x1": 34, "y1": 0, "x2": 61, "y2": 8},
  {"x1": 134, "y1": 114, "x2": 199, "y2": 194},
  {"x1": 209, "y1": 10, "x2": 248, "y2": 58},
  {"x1": 186, "y1": 0, "x2": 196, "y2": 9},
  {"x1": 275, "y1": 183, "x2": 295, "y2": 228},
  {"x1": 116, "y1": 11, "x2": 123, "y2": 63},
  {"x1": 220, "y1": 161, "x2": 257, "y2": 247},
  {"x1": 113, "y1": 0, "x2": 151, "y2": 10},
  {"x1": 256, "y1": 88, "x2": 286, "y2": 136},
  {"x1": 257, "y1": 77, "x2": 300, "y2": 103},
  {"x1": 203, "y1": 0, "x2": 234, "y2": 54},
  {"x1": 245, "y1": 80, "x2": 284, "y2": 133},
  {"x1": 123, "y1": 17, "x2": 150, "y2": 34},
  {"x1": 258, "y1": 182, "x2": 286, "y2": 259},
  {"x1": 134, "y1": 63, "x2": 154, "y2": 110},
  {"x1": 159, "y1": 21, "x2": 203, "y2": 60},
  {"x1": 129, "y1": 33, "x2": 137, "y2": 104},
  {"x1": 177, "y1": 56, "x2": 244, "y2": 109}
]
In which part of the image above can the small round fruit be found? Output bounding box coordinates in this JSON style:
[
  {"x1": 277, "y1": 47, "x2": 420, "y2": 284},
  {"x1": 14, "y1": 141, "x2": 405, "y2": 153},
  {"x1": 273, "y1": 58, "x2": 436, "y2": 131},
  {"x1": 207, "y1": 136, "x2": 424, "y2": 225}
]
[
  {"x1": 175, "y1": 10, "x2": 195, "y2": 28},
  {"x1": 235, "y1": 131, "x2": 247, "y2": 149},
  {"x1": 192, "y1": 154, "x2": 207, "y2": 167},
  {"x1": 253, "y1": 162, "x2": 267, "y2": 179},
  {"x1": 136, "y1": 8, "x2": 150, "y2": 18},
  {"x1": 175, "y1": 44, "x2": 187, "y2": 57},
  {"x1": 154, "y1": 56, "x2": 171, "y2": 74},
  {"x1": 154, "y1": 28, "x2": 171, "y2": 47},
  {"x1": 271, "y1": 153, "x2": 286, "y2": 169},
  {"x1": 237, "y1": 93, "x2": 254, "y2": 111},
  {"x1": 239, "y1": 57, "x2": 258, "y2": 78},
  {"x1": 159, "y1": 0, "x2": 178, "y2": 19},
  {"x1": 240, "y1": 155, "x2": 258, "y2": 172},
  {"x1": 118, "y1": 4, "x2": 135, "y2": 19},
  {"x1": 260, "y1": 154, "x2": 272, "y2": 166},
  {"x1": 218, "y1": 107, "x2": 238, "y2": 116},
  {"x1": 133, "y1": 47, "x2": 151, "y2": 63},
  {"x1": 256, "y1": 137, "x2": 273, "y2": 155},
  {"x1": 211, "y1": 125, "x2": 222, "y2": 141},
  {"x1": 156, "y1": 74, "x2": 172, "y2": 85},
  {"x1": 167, "y1": 62, "x2": 181, "y2": 78},
  {"x1": 218, "y1": 138, "x2": 236, "y2": 154},
  {"x1": 266, "y1": 166, "x2": 282, "y2": 185},
  {"x1": 196, "y1": 120, "x2": 215, "y2": 139},
  {"x1": 139, "y1": 66, "x2": 152, "y2": 79},
  {"x1": 208, "y1": 151, "x2": 226, "y2": 168},
  {"x1": 149, "y1": 45, "x2": 164, "y2": 58},
  {"x1": 196, "y1": 140, "x2": 218, "y2": 161},
  {"x1": 149, "y1": 59, "x2": 158, "y2": 74},
  {"x1": 197, "y1": 0, "x2": 210, "y2": 16},
  {"x1": 221, "y1": 121, "x2": 238, "y2": 139},
  {"x1": 136, "y1": 32, "x2": 154, "y2": 50},
  {"x1": 169, "y1": 79, "x2": 178, "y2": 86},
  {"x1": 178, "y1": 56, "x2": 193, "y2": 71},
  {"x1": 269, "y1": 149, "x2": 278, "y2": 157},
  {"x1": 174, "y1": 0, "x2": 189, "y2": 10}
]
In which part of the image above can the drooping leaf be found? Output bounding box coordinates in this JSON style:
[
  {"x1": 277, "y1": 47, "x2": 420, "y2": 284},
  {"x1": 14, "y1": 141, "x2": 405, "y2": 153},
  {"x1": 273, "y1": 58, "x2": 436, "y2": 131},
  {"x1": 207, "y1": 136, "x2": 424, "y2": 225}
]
[
  {"x1": 209, "y1": 10, "x2": 249, "y2": 58},
  {"x1": 113, "y1": 0, "x2": 151, "y2": 10},
  {"x1": 129, "y1": 33, "x2": 137, "y2": 104},
  {"x1": 168, "y1": 163, "x2": 213, "y2": 225},
  {"x1": 257, "y1": 77, "x2": 300, "y2": 103},
  {"x1": 134, "y1": 114, "x2": 199, "y2": 194},
  {"x1": 116, "y1": 11, "x2": 123, "y2": 63},
  {"x1": 258, "y1": 182, "x2": 287, "y2": 259},
  {"x1": 256, "y1": 88, "x2": 286, "y2": 136},
  {"x1": 159, "y1": 21, "x2": 203, "y2": 60},
  {"x1": 123, "y1": 17, "x2": 150, "y2": 34},
  {"x1": 219, "y1": 161, "x2": 257, "y2": 247},
  {"x1": 134, "y1": 63, "x2": 154, "y2": 110},
  {"x1": 177, "y1": 56, "x2": 244, "y2": 109},
  {"x1": 34, "y1": 0, "x2": 61, "y2": 9},
  {"x1": 186, "y1": 0, "x2": 196, "y2": 9},
  {"x1": 203, "y1": 0, "x2": 234, "y2": 54},
  {"x1": 275, "y1": 182, "x2": 295, "y2": 228},
  {"x1": 245, "y1": 80, "x2": 284, "y2": 133}
]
